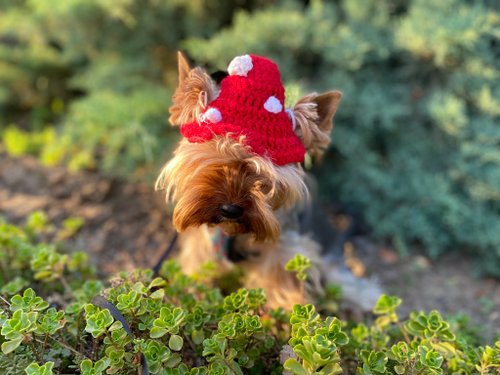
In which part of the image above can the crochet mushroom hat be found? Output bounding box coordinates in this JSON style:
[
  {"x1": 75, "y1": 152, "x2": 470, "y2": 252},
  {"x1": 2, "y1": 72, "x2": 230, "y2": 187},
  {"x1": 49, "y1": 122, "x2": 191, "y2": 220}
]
[{"x1": 180, "y1": 54, "x2": 306, "y2": 166}]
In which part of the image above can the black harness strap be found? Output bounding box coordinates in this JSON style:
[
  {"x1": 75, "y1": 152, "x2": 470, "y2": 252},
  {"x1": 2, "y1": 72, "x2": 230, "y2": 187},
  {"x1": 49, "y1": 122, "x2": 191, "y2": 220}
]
[
  {"x1": 152, "y1": 232, "x2": 179, "y2": 277},
  {"x1": 91, "y1": 295, "x2": 149, "y2": 375}
]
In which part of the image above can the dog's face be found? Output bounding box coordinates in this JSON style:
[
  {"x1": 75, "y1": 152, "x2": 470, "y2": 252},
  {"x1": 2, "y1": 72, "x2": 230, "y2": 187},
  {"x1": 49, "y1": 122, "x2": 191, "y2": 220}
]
[
  {"x1": 157, "y1": 53, "x2": 341, "y2": 242},
  {"x1": 157, "y1": 136, "x2": 306, "y2": 241}
]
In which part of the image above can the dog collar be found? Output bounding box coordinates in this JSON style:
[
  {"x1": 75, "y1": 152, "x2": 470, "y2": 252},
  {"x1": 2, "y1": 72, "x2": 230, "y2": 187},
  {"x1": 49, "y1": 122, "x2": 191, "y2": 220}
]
[{"x1": 210, "y1": 227, "x2": 252, "y2": 263}]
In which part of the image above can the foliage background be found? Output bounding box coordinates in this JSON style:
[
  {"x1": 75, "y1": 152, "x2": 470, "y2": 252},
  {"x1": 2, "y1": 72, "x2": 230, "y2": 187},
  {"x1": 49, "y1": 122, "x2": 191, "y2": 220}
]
[{"x1": 0, "y1": 0, "x2": 499, "y2": 274}]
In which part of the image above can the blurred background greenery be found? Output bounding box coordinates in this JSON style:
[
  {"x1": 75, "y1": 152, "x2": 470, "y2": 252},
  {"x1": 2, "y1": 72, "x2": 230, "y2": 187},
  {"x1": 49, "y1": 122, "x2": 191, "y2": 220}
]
[{"x1": 0, "y1": 0, "x2": 498, "y2": 275}]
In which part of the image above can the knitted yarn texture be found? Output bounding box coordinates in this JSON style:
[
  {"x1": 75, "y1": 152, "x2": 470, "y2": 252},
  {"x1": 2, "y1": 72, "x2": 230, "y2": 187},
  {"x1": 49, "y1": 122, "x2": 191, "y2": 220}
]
[{"x1": 180, "y1": 54, "x2": 306, "y2": 166}]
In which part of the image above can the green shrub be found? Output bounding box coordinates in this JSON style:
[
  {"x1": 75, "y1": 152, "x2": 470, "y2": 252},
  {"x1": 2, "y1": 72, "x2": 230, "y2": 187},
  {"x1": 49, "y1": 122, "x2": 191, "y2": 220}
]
[
  {"x1": 0, "y1": 0, "x2": 239, "y2": 178},
  {"x1": 0, "y1": 213, "x2": 499, "y2": 374},
  {"x1": 0, "y1": 1, "x2": 499, "y2": 270},
  {"x1": 184, "y1": 0, "x2": 500, "y2": 274}
]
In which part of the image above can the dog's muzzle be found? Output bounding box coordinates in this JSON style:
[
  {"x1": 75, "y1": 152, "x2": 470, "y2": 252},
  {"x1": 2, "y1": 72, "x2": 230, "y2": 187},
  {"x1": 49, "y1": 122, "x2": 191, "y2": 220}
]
[{"x1": 220, "y1": 204, "x2": 244, "y2": 220}]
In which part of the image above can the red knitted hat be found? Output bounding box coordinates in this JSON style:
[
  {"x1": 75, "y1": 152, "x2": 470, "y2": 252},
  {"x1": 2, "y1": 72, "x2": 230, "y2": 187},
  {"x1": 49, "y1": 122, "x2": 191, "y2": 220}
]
[{"x1": 180, "y1": 54, "x2": 306, "y2": 166}]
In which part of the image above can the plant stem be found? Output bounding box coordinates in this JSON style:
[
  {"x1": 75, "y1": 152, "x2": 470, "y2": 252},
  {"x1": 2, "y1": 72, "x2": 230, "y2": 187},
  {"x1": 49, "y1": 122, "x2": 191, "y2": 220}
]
[
  {"x1": 92, "y1": 337, "x2": 98, "y2": 362},
  {"x1": 185, "y1": 335, "x2": 197, "y2": 353},
  {"x1": 225, "y1": 358, "x2": 240, "y2": 374},
  {"x1": 76, "y1": 311, "x2": 82, "y2": 353},
  {"x1": 34, "y1": 337, "x2": 87, "y2": 358},
  {"x1": 137, "y1": 351, "x2": 143, "y2": 375},
  {"x1": 29, "y1": 333, "x2": 42, "y2": 363},
  {"x1": 0, "y1": 294, "x2": 11, "y2": 306},
  {"x1": 41, "y1": 333, "x2": 49, "y2": 357},
  {"x1": 59, "y1": 274, "x2": 74, "y2": 298},
  {"x1": 397, "y1": 321, "x2": 411, "y2": 343}
]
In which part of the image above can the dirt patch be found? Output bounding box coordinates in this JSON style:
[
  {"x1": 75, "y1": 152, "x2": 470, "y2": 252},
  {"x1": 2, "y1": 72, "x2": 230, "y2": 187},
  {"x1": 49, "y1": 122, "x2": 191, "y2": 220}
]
[
  {"x1": 0, "y1": 151, "x2": 174, "y2": 275},
  {"x1": 352, "y1": 237, "x2": 500, "y2": 341},
  {"x1": 0, "y1": 151, "x2": 498, "y2": 342}
]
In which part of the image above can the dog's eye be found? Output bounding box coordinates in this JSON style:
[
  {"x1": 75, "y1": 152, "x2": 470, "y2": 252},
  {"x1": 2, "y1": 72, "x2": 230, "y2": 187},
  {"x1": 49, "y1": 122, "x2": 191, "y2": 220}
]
[{"x1": 256, "y1": 181, "x2": 272, "y2": 195}]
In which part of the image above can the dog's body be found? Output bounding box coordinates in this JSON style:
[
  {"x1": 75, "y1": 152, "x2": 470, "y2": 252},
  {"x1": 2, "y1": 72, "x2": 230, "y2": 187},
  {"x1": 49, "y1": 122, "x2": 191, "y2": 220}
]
[
  {"x1": 176, "y1": 206, "x2": 322, "y2": 309},
  {"x1": 157, "y1": 53, "x2": 341, "y2": 309}
]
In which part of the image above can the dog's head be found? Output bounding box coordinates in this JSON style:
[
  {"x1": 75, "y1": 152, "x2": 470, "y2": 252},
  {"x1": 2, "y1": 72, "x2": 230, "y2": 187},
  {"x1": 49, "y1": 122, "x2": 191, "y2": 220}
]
[{"x1": 156, "y1": 53, "x2": 341, "y2": 241}]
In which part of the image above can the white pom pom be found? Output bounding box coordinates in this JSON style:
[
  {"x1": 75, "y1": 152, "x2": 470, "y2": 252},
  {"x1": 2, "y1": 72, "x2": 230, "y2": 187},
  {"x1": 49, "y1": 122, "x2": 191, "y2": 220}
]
[
  {"x1": 227, "y1": 55, "x2": 253, "y2": 77},
  {"x1": 200, "y1": 107, "x2": 222, "y2": 123},
  {"x1": 263, "y1": 96, "x2": 283, "y2": 113}
]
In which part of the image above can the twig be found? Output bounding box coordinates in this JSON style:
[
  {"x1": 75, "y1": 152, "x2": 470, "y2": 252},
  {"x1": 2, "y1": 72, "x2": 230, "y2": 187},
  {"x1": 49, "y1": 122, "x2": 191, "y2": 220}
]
[
  {"x1": 0, "y1": 294, "x2": 11, "y2": 306},
  {"x1": 41, "y1": 333, "x2": 49, "y2": 358},
  {"x1": 137, "y1": 351, "x2": 143, "y2": 375},
  {"x1": 91, "y1": 337, "x2": 98, "y2": 362},
  {"x1": 76, "y1": 311, "x2": 84, "y2": 355},
  {"x1": 396, "y1": 321, "x2": 411, "y2": 343},
  {"x1": 58, "y1": 274, "x2": 75, "y2": 298},
  {"x1": 35, "y1": 336, "x2": 88, "y2": 358},
  {"x1": 28, "y1": 333, "x2": 42, "y2": 363}
]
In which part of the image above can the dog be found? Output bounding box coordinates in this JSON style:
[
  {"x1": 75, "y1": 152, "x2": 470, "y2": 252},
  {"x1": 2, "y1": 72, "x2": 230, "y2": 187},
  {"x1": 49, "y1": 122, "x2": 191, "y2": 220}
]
[{"x1": 156, "y1": 52, "x2": 341, "y2": 309}]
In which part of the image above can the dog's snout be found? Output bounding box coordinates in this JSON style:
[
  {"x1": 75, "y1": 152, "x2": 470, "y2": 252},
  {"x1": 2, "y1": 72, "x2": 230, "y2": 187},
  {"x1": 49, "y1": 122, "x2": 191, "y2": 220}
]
[{"x1": 220, "y1": 204, "x2": 244, "y2": 219}]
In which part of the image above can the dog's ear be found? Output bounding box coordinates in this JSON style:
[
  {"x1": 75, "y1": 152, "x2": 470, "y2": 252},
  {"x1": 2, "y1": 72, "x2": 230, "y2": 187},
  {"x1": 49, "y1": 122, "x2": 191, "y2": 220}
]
[
  {"x1": 177, "y1": 50, "x2": 191, "y2": 83},
  {"x1": 168, "y1": 51, "x2": 218, "y2": 126},
  {"x1": 291, "y1": 90, "x2": 341, "y2": 161}
]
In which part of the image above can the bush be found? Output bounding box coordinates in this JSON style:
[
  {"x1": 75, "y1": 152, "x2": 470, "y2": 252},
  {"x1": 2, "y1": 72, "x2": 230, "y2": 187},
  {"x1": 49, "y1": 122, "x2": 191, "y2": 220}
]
[
  {"x1": 0, "y1": 1, "x2": 499, "y2": 270},
  {"x1": 184, "y1": 0, "x2": 500, "y2": 273},
  {"x1": 0, "y1": 213, "x2": 498, "y2": 374},
  {"x1": 0, "y1": 0, "x2": 241, "y2": 178}
]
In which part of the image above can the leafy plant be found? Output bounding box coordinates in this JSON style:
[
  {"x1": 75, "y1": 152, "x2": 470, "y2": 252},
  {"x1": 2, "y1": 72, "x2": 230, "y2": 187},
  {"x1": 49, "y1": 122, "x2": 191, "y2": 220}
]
[
  {"x1": 25, "y1": 361, "x2": 54, "y2": 375},
  {"x1": 1, "y1": 218, "x2": 499, "y2": 374},
  {"x1": 285, "y1": 255, "x2": 312, "y2": 282},
  {"x1": 185, "y1": 0, "x2": 500, "y2": 275},
  {"x1": 0, "y1": 0, "x2": 499, "y2": 272},
  {"x1": 80, "y1": 358, "x2": 111, "y2": 375}
]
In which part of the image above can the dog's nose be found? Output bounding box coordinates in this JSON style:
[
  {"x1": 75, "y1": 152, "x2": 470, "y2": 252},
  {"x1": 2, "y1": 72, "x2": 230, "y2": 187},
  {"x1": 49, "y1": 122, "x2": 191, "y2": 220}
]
[{"x1": 220, "y1": 204, "x2": 244, "y2": 219}]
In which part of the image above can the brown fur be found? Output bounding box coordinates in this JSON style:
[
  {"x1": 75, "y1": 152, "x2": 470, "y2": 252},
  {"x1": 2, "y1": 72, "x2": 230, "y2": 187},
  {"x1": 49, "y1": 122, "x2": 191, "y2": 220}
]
[
  {"x1": 156, "y1": 52, "x2": 341, "y2": 309},
  {"x1": 172, "y1": 224, "x2": 322, "y2": 309},
  {"x1": 240, "y1": 229, "x2": 322, "y2": 309},
  {"x1": 168, "y1": 52, "x2": 217, "y2": 126},
  {"x1": 156, "y1": 137, "x2": 307, "y2": 242},
  {"x1": 176, "y1": 226, "x2": 233, "y2": 275},
  {"x1": 292, "y1": 91, "x2": 342, "y2": 161}
]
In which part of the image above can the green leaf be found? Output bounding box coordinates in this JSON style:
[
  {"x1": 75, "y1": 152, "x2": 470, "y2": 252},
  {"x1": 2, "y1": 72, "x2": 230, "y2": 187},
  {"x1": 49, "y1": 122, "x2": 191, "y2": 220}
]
[
  {"x1": 148, "y1": 278, "x2": 166, "y2": 289},
  {"x1": 372, "y1": 352, "x2": 388, "y2": 372},
  {"x1": 169, "y1": 334, "x2": 184, "y2": 351},
  {"x1": 84, "y1": 307, "x2": 115, "y2": 338},
  {"x1": 362, "y1": 362, "x2": 373, "y2": 375},
  {"x1": 149, "y1": 289, "x2": 165, "y2": 299},
  {"x1": 165, "y1": 353, "x2": 182, "y2": 368},
  {"x1": 394, "y1": 364, "x2": 405, "y2": 374},
  {"x1": 432, "y1": 341, "x2": 457, "y2": 356},
  {"x1": 25, "y1": 211, "x2": 50, "y2": 233},
  {"x1": 10, "y1": 288, "x2": 49, "y2": 312},
  {"x1": 1, "y1": 277, "x2": 29, "y2": 295},
  {"x1": 285, "y1": 254, "x2": 312, "y2": 281},
  {"x1": 192, "y1": 329, "x2": 205, "y2": 345},
  {"x1": 109, "y1": 321, "x2": 123, "y2": 332},
  {"x1": 317, "y1": 363, "x2": 343, "y2": 375},
  {"x1": 94, "y1": 357, "x2": 111, "y2": 373},
  {"x1": 373, "y1": 294, "x2": 402, "y2": 315},
  {"x1": 80, "y1": 359, "x2": 93, "y2": 373},
  {"x1": 150, "y1": 326, "x2": 167, "y2": 339},
  {"x1": 36, "y1": 307, "x2": 65, "y2": 335},
  {"x1": 24, "y1": 362, "x2": 54, "y2": 375},
  {"x1": 1, "y1": 337, "x2": 23, "y2": 354}
]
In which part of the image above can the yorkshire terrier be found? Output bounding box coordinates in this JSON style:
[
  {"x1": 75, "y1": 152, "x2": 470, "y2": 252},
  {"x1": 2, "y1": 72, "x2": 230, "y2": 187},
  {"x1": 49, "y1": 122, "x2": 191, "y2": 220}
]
[{"x1": 156, "y1": 52, "x2": 341, "y2": 309}]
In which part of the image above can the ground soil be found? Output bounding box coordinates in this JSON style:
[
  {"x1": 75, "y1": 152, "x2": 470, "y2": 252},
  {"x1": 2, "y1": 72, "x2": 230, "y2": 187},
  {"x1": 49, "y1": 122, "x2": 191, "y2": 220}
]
[{"x1": 0, "y1": 151, "x2": 498, "y2": 342}]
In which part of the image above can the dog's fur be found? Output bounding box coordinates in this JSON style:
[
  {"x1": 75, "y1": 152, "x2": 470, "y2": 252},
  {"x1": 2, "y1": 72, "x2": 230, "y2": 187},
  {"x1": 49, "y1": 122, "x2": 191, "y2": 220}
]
[{"x1": 156, "y1": 53, "x2": 341, "y2": 309}]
